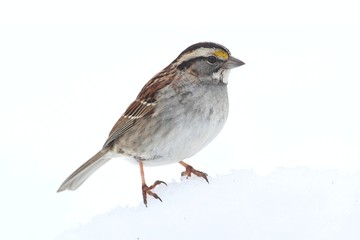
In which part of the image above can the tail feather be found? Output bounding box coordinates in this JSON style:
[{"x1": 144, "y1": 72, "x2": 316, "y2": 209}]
[{"x1": 57, "y1": 148, "x2": 112, "y2": 192}]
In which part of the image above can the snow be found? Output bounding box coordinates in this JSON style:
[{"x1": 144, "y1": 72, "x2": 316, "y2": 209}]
[{"x1": 57, "y1": 168, "x2": 360, "y2": 240}]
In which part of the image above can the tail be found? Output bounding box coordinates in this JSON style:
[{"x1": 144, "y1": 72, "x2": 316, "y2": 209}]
[{"x1": 57, "y1": 148, "x2": 112, "y2": 192}]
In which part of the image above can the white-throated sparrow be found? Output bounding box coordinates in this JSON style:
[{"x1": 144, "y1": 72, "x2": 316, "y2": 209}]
[{"x1": 57, "y1": 42, "x2": 244, "y2": 206}]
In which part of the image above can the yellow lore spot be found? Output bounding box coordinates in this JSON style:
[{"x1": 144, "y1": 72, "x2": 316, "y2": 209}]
[{"x1": 214, "y1": 49, "x2": 229, "y2": 60}]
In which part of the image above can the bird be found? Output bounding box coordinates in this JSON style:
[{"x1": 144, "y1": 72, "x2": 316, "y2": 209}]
[{"x1": 57, "y1": 42, "x2": 245, "y2": 206}]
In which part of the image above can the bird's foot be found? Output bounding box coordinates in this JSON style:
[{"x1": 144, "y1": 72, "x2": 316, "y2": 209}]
[
  {"x1": 181, "y1": 164, "x2": 209, "y2": 183},
  {"x1": 142, "y1": 180, "x2": 167, "y2": 207}
]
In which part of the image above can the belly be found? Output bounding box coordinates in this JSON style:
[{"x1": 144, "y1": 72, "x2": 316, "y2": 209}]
[{"x1": 145, "y1": 107, "x2": 228, "y2": 165}]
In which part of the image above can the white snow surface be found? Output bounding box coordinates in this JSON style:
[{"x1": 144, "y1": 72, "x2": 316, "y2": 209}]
[{"x1": 57, "y1": 168, "x2": 360, "y2": 240}]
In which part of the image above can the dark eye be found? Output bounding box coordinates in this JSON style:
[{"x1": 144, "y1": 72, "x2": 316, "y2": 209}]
[{"x1": 207, "y1": 56, "x2": 217, "y2": 64}]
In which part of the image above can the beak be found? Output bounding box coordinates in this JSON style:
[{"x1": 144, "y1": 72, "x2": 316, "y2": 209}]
[{"x1": 223, "y1": 56, "x2": 245, "y2": 69}]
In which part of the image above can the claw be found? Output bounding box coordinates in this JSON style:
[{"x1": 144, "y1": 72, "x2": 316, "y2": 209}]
[
  {"x1": 151, "y1": 180, "x2": 168, "y2": 188},
  {"x1": 142, "y1": 180, "x2": 167, "y2": 207},
  {"x1": 181, "y1": 164, "x2": 209, "y2": 183}
]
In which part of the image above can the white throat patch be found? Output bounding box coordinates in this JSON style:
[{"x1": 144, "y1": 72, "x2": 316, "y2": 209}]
[{"x1": 213, "y1": 69, "x2": 231, "y2": 84}]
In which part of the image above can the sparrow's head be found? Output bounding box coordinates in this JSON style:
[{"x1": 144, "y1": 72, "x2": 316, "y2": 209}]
[{"x1": 174, "y1": 42, "x2": 245, "y2": 83}]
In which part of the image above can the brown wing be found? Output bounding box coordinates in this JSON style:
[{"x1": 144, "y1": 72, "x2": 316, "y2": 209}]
[
  {"x1": 102, "y1": 66, "x2": 177, "y2": 149},
  {"x1": 102, "y1": 100, "x2": 155, "y2": 148}
]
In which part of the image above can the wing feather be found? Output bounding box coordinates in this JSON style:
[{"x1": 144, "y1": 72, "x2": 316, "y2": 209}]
[
  {"x1": 102, "y1": 100, "x2": 154, "y2": 148},
  {"x1": 102, "y1": 67, "x2": 176, "y2": 148}
]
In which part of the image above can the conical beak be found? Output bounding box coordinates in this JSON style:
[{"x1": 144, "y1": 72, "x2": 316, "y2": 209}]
[{"x1": 223, "y1": 56, "x2": 245, "y2": 69}]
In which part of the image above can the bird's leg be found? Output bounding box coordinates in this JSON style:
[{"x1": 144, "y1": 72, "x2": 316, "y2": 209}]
[
  {"x1": 179, "y1": 161, "x2": 209, "y2": 183},
  {"x1": 139, "y1": 161, "x2": 167, "y2": 207}
]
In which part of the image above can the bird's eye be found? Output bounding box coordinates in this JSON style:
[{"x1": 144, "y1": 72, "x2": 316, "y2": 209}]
[{"x1": 207, "y1": 56, "x2": 217, "y2": 64}]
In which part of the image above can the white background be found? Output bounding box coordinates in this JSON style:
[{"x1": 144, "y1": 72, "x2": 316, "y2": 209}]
[{"x1": 1, "y1": 0, "x2": 359, "y2": 239}]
